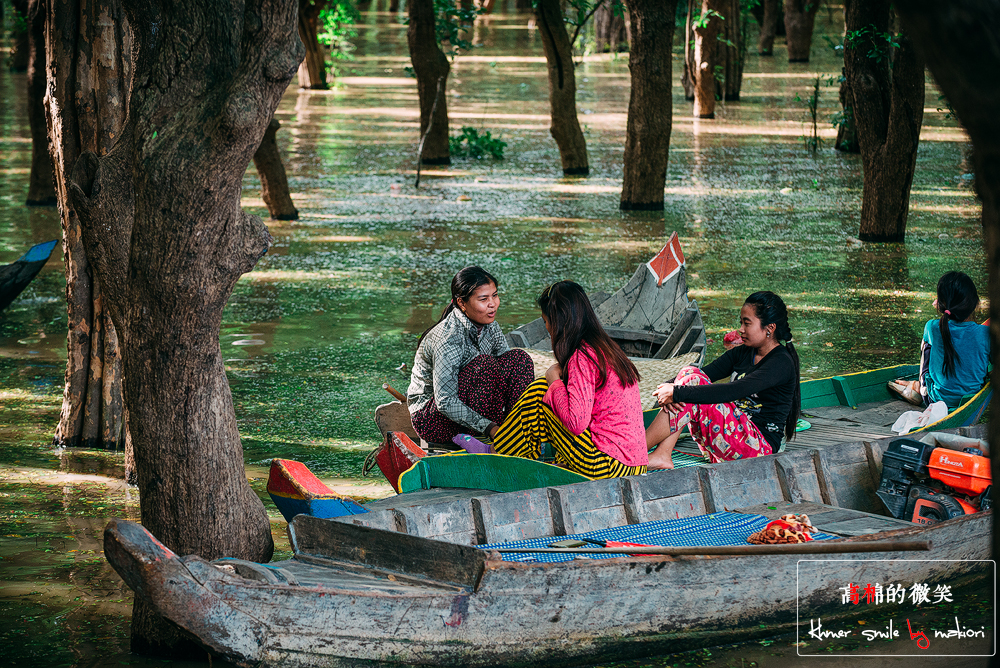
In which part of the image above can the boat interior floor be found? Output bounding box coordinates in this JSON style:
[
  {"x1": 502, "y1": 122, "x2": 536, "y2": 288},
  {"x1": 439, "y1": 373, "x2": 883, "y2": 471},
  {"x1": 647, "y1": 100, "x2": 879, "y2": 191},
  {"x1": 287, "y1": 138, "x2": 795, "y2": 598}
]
[{"x1": 274, "y1": 502, "x2": 916, "y2": 591}]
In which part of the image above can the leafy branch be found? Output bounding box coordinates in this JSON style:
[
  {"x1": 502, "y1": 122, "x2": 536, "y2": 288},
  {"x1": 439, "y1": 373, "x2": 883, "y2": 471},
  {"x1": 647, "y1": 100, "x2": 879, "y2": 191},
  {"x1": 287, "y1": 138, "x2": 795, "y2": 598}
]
[{"x1": 843, "y1": 24, "x2": 900, "y2": 63}]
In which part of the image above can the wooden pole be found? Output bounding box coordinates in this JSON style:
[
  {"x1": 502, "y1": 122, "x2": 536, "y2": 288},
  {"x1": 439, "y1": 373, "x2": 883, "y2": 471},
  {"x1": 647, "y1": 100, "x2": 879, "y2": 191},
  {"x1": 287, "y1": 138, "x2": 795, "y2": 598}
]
[
  {"x1": 494, "y1": 540, "x2": 931, "y2": 556},
  {"x1": 383, "y1": 383, "x2": 407, "y2": 403}
]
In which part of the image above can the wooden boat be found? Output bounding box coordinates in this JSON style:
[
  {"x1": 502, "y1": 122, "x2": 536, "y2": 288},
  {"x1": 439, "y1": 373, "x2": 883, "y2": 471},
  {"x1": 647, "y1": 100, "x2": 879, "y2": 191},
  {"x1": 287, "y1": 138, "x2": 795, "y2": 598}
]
[
  {"x1": 267, "y1": 459, "x2": 367, "y2": 521},
  {"x1": 506, "y1": 231, "x2": 706, "y2": 362},
  {"x1": 106, "y1": 423, "x2": 991, "y2": 667},
  {"x1": 0, "y1": 239, "x2": 58, "y2": 313}
]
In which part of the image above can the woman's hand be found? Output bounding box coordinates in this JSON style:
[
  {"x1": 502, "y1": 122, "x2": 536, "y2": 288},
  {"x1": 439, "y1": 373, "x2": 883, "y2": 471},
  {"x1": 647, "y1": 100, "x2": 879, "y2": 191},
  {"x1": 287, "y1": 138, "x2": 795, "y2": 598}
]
[
  {"x1": 487, "y1": 423, "x2": 500, "y2": 439},
  {"x1": 545, "y1": 363, "x2": 562, "y2": 385},
  {"x1": 652, "y1": 383, "x2": 678, "y2": 412}
]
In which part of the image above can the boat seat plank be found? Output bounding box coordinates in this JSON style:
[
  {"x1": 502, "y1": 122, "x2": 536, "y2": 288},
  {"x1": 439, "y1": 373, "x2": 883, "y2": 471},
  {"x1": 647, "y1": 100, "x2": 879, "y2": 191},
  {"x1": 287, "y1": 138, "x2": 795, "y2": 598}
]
[
  {"x1": 472, "y1": 489, "x2": 556, "y2": 544},
  {"x1": 289, "y1": 515, "x2": 488, "y2": 590},
  {"x1": 278, "y1": 559, "x2": 460, "y2": 593},
  {"x1": 551, "y1": 478, "x2": 629, "y2": 535},
  {"x1": 394, "y1": 497, "x2": 479, "y2": 545},
  {"x1": 773, "y1": 450, "x2": 825, "y2": 504},
  {"x1": 699, "y1": 457, "x2": 782, "y2": 513},
  {"x1": 624, "y1": 469, "x2": 709, "y2": 523}
]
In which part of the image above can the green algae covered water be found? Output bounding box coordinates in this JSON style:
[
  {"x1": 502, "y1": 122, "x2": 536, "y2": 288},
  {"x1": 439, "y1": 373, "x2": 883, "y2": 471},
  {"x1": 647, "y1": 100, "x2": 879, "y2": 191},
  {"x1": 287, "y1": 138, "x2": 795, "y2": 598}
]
[{"x1": 0, "y1": 2, "x2": 987, "y2": 666}]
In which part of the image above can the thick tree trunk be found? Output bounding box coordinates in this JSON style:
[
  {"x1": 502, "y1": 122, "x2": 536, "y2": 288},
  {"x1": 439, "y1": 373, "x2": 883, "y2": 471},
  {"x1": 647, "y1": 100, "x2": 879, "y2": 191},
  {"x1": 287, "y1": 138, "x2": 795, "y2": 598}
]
[
  {"x1": 61, "y1": 0, "x2": 300, "y2": 653},
  {"x1": 26, "y1": 0, "x2": 55, "y2": 205},
  {"x1": 593, "y1": 2, "x2": 627, "y2": 53},
  {"x1": 757, "y1": 0, "x2": 779, "y2": 55},
  {"x1": 253, "y1": 118, "x2": 299, "y2": 220},
  {"x1": 389, "y1": 0, "x2": 399, "y2": 11},
  {"x1": 46, "y1": 0, "x2": 129, "y2": 452},
  {"x1": 692, "y1": 0, "x2": 723, "y2": 118},
  {"x1": 297, "y1": 0, "x2": 329, "y2": 89},
  {"x1": 620, "y1": 0, "x2": 678, "y2": 210},
  {"x1": 718, "y1": 0, "x2": 743, "y2": 101},
  {"x1": 408, "y1": 0, "x2": 451, "y2": 165},
  {"x1": 784, "y1": 0, "x2": 817, "y2": 62},
  {"x1": 536, "y1": 0, "x2": 588, "y2": 174},
  {"x1": 844, "y1": 0, "x2": 924, "y2": 242},
  {"x1": 891, "y1": 0, "x2": 1000, "y2": 604}
]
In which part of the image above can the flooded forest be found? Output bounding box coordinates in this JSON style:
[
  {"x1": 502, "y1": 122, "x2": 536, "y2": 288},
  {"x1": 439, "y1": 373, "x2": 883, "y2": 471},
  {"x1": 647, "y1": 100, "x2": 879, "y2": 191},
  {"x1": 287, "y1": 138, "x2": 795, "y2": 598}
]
[{"x1": 0, "y1": 0, "x2": 985, "y2": 666}]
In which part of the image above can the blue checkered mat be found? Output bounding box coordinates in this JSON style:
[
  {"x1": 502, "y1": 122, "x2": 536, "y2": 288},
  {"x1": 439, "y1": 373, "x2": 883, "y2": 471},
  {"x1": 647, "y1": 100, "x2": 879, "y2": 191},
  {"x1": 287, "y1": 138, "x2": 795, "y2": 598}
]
[{"x1": 479, "y1": 511, "x2": 835, "y2": 562}]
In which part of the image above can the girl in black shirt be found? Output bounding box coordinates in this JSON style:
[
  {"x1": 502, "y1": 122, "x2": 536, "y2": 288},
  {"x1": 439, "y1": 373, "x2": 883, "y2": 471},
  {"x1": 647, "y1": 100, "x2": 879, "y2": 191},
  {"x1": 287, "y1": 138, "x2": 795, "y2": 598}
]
[{"x1": 646, "y1": 291, "x2": 801, "y2": 469}]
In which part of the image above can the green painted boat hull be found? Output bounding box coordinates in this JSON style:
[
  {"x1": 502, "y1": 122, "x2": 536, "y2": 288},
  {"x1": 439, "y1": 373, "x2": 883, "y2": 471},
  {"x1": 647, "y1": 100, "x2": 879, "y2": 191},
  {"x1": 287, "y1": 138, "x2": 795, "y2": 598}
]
[{"x1": 398, "y1": 453, "x2": 590, "y2": 494}]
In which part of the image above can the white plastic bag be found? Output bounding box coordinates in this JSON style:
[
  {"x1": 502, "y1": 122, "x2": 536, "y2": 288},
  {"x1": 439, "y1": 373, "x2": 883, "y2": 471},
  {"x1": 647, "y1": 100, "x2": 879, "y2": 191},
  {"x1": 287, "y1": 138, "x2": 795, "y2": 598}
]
[{"x1": 891, "y1": 401, "x2": 949, "y2": 435}]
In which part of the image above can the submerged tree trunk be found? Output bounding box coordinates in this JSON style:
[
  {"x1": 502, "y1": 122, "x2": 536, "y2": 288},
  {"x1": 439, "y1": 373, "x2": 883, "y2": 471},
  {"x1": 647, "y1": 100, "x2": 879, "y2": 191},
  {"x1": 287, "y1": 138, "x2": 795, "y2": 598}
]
[
  {"x1": 891, "y1": 0, "x2": 1000, "y2": 594},
  {"x1": 46, "y1": 0, "x2": 130, "y2": 452},
  {"x1": 784, "y1": 0, "x2": 817, "y2": 62},
  {"x1": 536, "y1": 0, "x2": 588, "y2": 174},
  {"x1": 717, "y1": 0, "x2": 744, "y2": 101},
  {"x1": 620, "y1": 0, "x2": 678, "y2": 210},
  {"x1": 62, "y1": 0, "x2": 299, "y2": 653},
  {"x1": 408, "y1": 0, "x2": 451, "y2": 165},
  {"x1": 26, "y1": 0, "x2": 55, "y2": 205},
  {"x1": 253, "y1": 118, "x2": 299, "y2": 220},
  {"x1": 691, "y1": 0, "x2": 723, "y2": 118},
  {"x1": 844, "y1": 0, "x2": 924, "y2": 242},
  {"x1": 757, "y1": 0, "x2": 779, "y2": 55},
  {"x1": 297, "y1": 0, "x2": 329, "y2": 89},
  {"x1": 593, "y1": 2, "x2": 627, "y2": 53}
]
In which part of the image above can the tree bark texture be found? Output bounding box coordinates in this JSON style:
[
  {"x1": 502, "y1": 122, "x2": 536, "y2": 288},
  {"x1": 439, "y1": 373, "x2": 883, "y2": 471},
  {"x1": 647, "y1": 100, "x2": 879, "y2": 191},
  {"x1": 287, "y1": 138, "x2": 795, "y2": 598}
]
[
  {"x1": 10, "y1": 0, "x2": 30, "y2": 72},
  {"x1": 297, "y1": 0, "x2": 329, "y2": 89},
  {"x1": 60, "y1": 0, "x2": 302, "y2": 653},
  {"x1": 46, "y1": 0, "x2": 130, "y2": 452},
  {"x1": 844, "y1": 0, "x2": 924, "y2": 242},
  {"x1": 717, "y1": 0, "x2": 743, "y2": 101},
  {"x1": 593, "y1": 2, "x2": 627, "y2": 53},
  {"x1": 408, "y1": 0, "x2": 451, "y2": 165},
  {"x1": 783, "y1": 0, "x2": 817, "y2": 62},
  {"x1": 834, "y1": 70, "x2": 859, "y2": 153},
  {"x1": 253, "y1": 118, "x2": 299, "y2": 220},
  {"x1": 536, "y1": 0, "x2": 589, "y2": 175},
  {"x1": 692, "y1": 0, "x2": 722, "y2": 118},
  {"x1": 620, "y1": 0, "x2": 678, "y2": 210},
  {"x1": 892, "y1": 0, "x2": 1000, "y2": 603},
  {"x1": 26, "y1": 0, "x2": 56, "y2": 205},
  {"x1": 757, "y1": 0, "x2": 779, "y2": 55}
]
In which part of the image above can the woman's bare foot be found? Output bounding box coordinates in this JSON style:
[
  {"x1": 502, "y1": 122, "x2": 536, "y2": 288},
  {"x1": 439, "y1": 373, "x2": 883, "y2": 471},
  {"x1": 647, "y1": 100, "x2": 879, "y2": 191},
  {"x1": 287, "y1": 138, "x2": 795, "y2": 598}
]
[{"x1": 647, "y1": 448, "x2": 674, "y2": 470}]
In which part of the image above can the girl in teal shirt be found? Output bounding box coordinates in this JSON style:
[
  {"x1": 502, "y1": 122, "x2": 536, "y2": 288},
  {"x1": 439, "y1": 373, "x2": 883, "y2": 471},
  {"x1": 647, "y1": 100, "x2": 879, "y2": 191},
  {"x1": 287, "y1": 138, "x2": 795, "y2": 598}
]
[{"x1": 890, "y1": 272, "x2": 990, "y2": 409}]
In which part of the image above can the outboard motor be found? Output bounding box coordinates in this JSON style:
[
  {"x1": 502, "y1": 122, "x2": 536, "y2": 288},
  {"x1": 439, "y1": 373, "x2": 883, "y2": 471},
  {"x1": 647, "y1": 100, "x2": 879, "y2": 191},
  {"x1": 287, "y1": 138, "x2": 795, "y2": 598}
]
[{"x1": 877, "y1": 438, "x2": 992, "y2": 525}]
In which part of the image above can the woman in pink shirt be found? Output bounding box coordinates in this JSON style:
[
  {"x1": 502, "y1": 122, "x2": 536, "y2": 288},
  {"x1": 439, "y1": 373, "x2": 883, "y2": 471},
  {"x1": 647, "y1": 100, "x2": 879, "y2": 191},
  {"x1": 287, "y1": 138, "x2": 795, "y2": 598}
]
[{"x1": 491, "y1": 281, "x2": 648, "y2": 478}]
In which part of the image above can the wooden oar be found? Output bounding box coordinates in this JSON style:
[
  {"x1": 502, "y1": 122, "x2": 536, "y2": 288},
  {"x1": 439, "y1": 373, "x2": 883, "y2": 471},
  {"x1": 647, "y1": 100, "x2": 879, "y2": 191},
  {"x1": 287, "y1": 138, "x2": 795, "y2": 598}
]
[
  {"x1": 383, "y1": 383, "x2": 407, "y2": 403},
  {"x1": 494, "y1": 540, "x2": 931, "y2": 556}
]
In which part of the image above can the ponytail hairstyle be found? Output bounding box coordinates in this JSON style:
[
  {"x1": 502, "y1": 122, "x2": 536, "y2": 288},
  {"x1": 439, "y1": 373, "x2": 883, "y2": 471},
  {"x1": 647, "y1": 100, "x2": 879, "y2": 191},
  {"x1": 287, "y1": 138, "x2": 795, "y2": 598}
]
[
  {"x1": 419, "y1": 266, "x2": 499, "y2": 345},
  {"x1": 537, "y1": 281, "x2": 639, "y2": 389},
  {"x1": 744, "y1": 291, "x2": 800, "y2": 441},
  {"x1": 936, "y1": 271, "x2": 979, "y2": 378}
]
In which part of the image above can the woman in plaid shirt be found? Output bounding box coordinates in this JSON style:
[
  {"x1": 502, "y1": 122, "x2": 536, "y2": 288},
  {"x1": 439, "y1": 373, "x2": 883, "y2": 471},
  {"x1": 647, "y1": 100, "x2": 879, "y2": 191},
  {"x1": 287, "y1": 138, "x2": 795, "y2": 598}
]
[{"x1": 407, "y1": 267, "x2": 534, "y2": 444}]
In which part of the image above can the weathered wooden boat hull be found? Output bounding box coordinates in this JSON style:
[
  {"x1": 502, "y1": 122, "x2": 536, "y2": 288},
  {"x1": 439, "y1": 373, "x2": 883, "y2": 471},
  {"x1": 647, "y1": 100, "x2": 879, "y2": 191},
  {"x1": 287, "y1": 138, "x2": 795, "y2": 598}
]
[
  {"x1": 0, "y1": 239, "x2": 58, "y2": 313},
  {"x1": 104, "y1": 508, "x2": 990, "y2": 668}
]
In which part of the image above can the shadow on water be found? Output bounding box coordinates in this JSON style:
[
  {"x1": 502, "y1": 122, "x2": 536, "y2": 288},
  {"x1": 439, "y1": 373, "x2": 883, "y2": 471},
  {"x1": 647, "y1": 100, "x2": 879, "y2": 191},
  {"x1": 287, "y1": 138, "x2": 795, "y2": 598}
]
[{"x1": 0, "y1": 0, "x2": 987, "y2": 665}]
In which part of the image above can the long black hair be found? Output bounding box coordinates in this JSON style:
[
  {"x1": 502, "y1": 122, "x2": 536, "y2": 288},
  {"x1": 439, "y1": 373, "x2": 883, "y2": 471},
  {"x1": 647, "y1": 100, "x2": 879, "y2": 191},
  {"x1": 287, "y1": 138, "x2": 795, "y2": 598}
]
[
  {"x1": 744, "y1": 291, "x2": 800, "y2": 441},
  {"x1": 936, "y1": 271, "x2": 979, "y2": 377},
  {"x1": 418, "y1": 266, "x2": 499, "y2": 345},
  {"x1": 537, "y1": 281, "x2": 639, "y2": 389}
]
